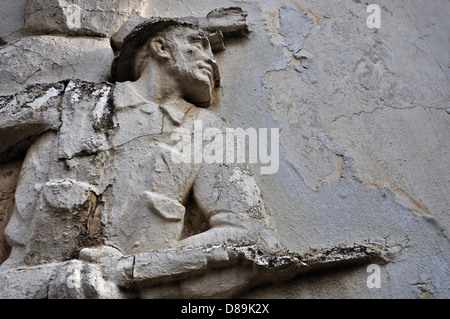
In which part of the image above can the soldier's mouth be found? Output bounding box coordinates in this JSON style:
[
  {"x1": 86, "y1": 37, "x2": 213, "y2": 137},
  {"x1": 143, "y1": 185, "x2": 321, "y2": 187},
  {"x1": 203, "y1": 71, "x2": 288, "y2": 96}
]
[
  {"x1": 197, "y1": 63, "x2": 214, "y2": 85},
  {"x1": 198, "y1": 63, "x2": 213, "y2": 76}
]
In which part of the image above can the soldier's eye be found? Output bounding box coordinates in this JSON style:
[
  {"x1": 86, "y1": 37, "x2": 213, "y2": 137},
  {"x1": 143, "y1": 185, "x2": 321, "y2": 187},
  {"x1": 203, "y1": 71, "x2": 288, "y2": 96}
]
[
  {"x1": 191, "y1": 39, "x2": 203, "y2": 46},
  {"x1": 190, "y1": 36, "x2": 208, "y2": 48}
]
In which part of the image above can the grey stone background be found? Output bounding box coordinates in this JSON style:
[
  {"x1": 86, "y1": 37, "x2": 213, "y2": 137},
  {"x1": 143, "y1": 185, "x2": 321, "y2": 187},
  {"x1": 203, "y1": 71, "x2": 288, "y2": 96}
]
[{"x1": 0, "y1": 0, "x2": 449, "y2": 298}]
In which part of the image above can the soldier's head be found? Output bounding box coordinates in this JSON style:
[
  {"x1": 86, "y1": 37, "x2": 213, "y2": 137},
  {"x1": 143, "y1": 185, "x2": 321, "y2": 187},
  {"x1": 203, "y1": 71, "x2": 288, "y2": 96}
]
[{"x1": 112, "y1": 19, "x2": 220, "y2": 107}]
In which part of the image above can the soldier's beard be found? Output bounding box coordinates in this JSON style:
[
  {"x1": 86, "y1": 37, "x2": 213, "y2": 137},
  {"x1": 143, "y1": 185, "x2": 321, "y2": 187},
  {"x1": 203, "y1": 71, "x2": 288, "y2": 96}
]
[{"x1": 170, "y1": 61, "x2": 214, "y2": 107}]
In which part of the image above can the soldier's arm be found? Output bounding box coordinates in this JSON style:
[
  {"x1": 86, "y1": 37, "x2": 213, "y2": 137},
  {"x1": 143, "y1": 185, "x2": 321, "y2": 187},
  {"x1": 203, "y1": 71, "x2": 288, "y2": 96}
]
[
  {"x1": 174, "y1": 110, "x2": 279, "y2": 251},
  {"x1": 180, "y1": 161, "x2": 279, "y2": 252},
  {"x1": 0, "y1": 82, "x2": 65, "y2": 162}
]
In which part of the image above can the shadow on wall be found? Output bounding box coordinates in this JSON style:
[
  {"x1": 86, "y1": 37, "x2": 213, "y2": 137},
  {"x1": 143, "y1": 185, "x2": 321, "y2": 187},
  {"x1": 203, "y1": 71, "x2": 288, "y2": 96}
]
[{"x1": 0, "y1": 161, "x2": 22, "y2": 265}]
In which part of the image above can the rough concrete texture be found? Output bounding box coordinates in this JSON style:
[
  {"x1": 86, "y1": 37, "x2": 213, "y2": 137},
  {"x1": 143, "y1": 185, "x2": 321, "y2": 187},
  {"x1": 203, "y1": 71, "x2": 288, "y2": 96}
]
[
  {"x1": 0, "y1": 36, "x2": 114, "y2": 96},
  {"x1": 0, "y1": 0, "x2": 449, "y2": 299},
  {"x1": 24, "y1": 0, "x2": 146, "y2": 37},
  {"x1": 0, "y1": 0, "x2": 26, "y2": 45}
]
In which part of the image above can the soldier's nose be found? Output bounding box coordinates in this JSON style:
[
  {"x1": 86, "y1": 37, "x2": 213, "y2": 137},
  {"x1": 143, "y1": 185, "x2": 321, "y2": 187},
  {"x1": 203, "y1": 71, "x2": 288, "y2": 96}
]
[{"x1": 205, "y1": 58, "x2": 220, "y2": 87}]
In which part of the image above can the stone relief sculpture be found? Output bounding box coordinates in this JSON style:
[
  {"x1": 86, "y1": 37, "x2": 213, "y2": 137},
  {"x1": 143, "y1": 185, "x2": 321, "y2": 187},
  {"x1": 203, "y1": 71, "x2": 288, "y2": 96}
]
[{"x1": 0, "y1": 8, "x2": 379, "y2": 298}]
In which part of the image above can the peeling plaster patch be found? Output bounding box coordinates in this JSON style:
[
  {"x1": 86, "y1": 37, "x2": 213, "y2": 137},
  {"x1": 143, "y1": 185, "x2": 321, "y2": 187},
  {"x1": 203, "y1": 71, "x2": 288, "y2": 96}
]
[
  {"x1": 317, "y1": 131, "x2": 345, "y2": 157},
  {"x1": 92, "y1": 86, "x2": 112, "y2": 126},
  {"x1": 294, "y1": 58, "x2": 318, "y2": 84},
  {"x1": 277, "y1": 6, "x2": 317, "y2": 84},
  {"x1": 278, "y1": 6, "x2": 313, "y2": 57},
  {"x1": 261, "y1": 10, "x2": 282, "y2": 44}
]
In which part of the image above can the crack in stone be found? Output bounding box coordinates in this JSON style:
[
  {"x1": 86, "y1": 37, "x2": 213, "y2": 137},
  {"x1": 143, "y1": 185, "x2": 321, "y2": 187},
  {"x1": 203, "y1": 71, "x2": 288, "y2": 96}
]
[{"x1": 331, "y1": 103, "x2": 449, "y2": 124}]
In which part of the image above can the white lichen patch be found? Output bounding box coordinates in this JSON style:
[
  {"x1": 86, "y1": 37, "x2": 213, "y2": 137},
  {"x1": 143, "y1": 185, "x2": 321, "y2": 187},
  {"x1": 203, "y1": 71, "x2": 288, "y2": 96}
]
[
  {"x1": 26, "y1": 87, "x2": 61, "y2": 110},
  {"x1": 92, "y1": 86, "x2": 111, "y2": 125}
]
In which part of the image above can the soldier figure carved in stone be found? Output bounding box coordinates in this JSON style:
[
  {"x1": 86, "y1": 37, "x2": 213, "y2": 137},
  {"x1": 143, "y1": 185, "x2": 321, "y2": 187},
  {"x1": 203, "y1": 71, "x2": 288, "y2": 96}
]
[{"x1": 0, "y1": 13, "x2": 280, "y2": 298}]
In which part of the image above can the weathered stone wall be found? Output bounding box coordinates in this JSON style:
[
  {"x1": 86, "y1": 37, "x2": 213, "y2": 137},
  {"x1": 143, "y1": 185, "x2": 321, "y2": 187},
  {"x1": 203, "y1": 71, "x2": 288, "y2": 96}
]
[{"x1": 0, "y1": 0, "x2": 448, "y2": 298}]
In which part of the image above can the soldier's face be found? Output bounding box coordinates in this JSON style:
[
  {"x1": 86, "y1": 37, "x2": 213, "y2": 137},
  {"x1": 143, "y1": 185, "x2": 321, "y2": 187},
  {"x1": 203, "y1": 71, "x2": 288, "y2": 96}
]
[{"x1": 167, "y1": 27, "x2": 219, "y2": 106}]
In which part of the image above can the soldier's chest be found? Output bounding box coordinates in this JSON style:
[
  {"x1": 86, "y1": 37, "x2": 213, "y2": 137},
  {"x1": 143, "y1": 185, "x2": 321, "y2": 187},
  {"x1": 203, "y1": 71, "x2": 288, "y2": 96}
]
[{"x1": 109, "y1": 104, "x2": 181, "y2": 148}]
